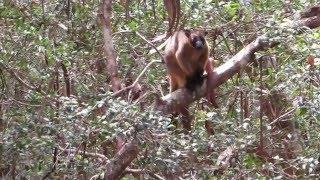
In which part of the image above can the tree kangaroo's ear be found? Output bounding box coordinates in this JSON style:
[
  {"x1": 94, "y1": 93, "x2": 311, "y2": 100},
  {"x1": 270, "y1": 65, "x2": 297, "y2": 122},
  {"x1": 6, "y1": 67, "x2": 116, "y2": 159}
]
[{"x1": 183, "y1": 29, "x2": 191, "y2": 37}]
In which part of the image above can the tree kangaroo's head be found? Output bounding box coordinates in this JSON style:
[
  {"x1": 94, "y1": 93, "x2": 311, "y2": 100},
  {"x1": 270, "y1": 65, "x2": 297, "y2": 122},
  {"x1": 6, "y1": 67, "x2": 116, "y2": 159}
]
[{"x1": 183, "y1": 29, "x2": 208, "y2": 50}]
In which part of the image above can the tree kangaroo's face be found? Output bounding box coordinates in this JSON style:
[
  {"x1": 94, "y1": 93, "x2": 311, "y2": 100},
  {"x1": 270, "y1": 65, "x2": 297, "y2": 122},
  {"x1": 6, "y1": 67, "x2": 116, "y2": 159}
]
[{"x1": 184, "y1": 29, "x2": 208, "y2": 50}]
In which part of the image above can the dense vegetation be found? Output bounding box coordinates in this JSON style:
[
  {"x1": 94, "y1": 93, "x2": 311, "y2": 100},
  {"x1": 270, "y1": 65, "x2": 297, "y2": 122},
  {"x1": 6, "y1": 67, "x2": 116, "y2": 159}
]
[{"x1": 0, "y1": 0, "x2": 319, "y2": 179}]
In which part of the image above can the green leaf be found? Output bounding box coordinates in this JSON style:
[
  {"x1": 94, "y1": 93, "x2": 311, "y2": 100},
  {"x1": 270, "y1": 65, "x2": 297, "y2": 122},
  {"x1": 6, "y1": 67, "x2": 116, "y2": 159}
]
[{"x1": 243, "y1": 153, "x2": 264, "y2": 168}]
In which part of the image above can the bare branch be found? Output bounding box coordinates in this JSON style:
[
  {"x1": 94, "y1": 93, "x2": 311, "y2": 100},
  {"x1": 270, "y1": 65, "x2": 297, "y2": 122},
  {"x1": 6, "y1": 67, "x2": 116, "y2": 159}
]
[
  {"x1": 103, "y1": 140, "x2": 139, "y2": 180},
  {"x1": 112, "y1": 60, "x2": 161, "y2": 97},
  {"x1": 135, "y1": 31, "x2": 165, "y2": 62},
  {"x1": 99, "y1": 0, "x2": 121, "y2": 92},
  {"x1": 60, "y1": 61, "x2": 71, "y2": 97},
  {"x1": 163, "y1": 0, "x2": 181, "y2": 35},
  {"x1": 58, "y1": 146, "x2": 109, "y2": 162},
  {"x1": 0, "y1": 62, "x2": 58, "y2": 105},
  {"x1": 112, "y1": 31, "x2": 163, "y2": 97}
]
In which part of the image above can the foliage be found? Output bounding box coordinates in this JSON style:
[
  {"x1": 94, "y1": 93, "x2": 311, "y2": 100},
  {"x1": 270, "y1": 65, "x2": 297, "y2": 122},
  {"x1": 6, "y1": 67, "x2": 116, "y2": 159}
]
[{"x1": 0, "y1": 0, "x2": 319, "y2": 179}]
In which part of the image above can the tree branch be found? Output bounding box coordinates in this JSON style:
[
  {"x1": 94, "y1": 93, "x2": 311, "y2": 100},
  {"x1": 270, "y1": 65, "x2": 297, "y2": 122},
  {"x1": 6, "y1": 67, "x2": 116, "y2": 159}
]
[
  {"x1": 103, "y1": 140, "x2": 139, "y2": 180},
  {"x1": 0, "y1": 62, "x2": 58, "y2": 105},
  {"x1": 111, "y1": 31, "x2": 163, "y2": 97},
  {"x1": 135, "y1": 31, "x2": 165, "y2": 62},
  {"x1": 299, "y1": 4, "x2": 320, "y2": 18},
  {"x1": 58, "y1": 146, "x2": 109, "y2": 162},
  {"x1": 60, "y1": 61, "x2": 71, "y2": 97},
  {"x1": 112, "y1": 59, "x2": 161, "y2": 97},
  {"x1": 99, "y1": 0, "x2": 121, "y2": 92}
]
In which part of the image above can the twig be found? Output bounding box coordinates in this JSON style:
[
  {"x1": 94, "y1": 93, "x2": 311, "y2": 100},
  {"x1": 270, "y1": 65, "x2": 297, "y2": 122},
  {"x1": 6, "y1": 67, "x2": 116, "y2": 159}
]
[
  {"x1": 0, "y1": 63, "x2": 39, "y2": 92},
  {"x1": 112, "y1": 60, "x2": 161, "y2": 97},
  {"x1": 221, "y1": 33, "x2": 233, "y2": 55},
  {"x1": 148, "y1": 172, "x2": 166, "y2": 180},
  {"x1": 0, "y1": 62, "x2": 58, "y2": 104},
  {"x1": 258, "y1": 59, "x2": 264, "y2": 149},
  {"x1": 132, "y1": 60, "x2": 162, "y2": 87},
  {"x1": 112, "y1": 30, "x2": 132, "y2": 36},
  {"x1": 60, "y1": 61, "x2": 71, "y2": 97},
  {"x1": 112, "y1": 30, "x2": 165, "y2": 60},
  {"x1": 10, "y1": 98, "x2": 42, "y2": 107},
  {"x1": 135, "y1": 31, "x2": 165, "y2": 62},
  {"x1": 42, "y1": 147, "x2": 58, "y2": 180},
  {"x1": 110, "y1": 31, "x2": 164, "y2": 97},
  {"x1": 58, "y1": 146, "x2": 109, "y2": 163},
  {"x1": 132, "y1": 92, "x2": 149, "y2": 105},
  {"x1": 269, "y1": 108, "x2": 295, "y2": 126},
  {"x1": 124, "y1": 168, "x2": 143, "y2": 173},
  {"x1": 117, "y1": 31, "x2": 164, "y2": 98}
]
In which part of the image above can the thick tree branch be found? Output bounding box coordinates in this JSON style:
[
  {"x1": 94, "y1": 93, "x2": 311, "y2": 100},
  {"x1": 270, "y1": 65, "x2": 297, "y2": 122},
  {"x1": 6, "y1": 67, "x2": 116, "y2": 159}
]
[
  {"x1": 60, "y1": 62, "x2": 71, "y2": 97},
  {"x1": 299, "y1": 4, "x2": 320, "y2": 18},
  {"x1": 298, "y1": 15, "x2": 320, "y2": 29},
  {"x1": 103, "y1": 140, "x2": 139, "y2": 180},
  {"x1": 99, "y1": 0, "x2": 121, "y2": 92}
]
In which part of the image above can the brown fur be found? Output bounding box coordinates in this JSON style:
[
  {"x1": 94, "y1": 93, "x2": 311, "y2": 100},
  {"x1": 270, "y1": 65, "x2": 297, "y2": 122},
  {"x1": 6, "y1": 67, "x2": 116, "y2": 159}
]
[
  {"x1": 164, "y1": 29, "x2": 210, "y2": 92},
  {"x1": 164, "y1": 29, "x2": 217, "y2": 130}
]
